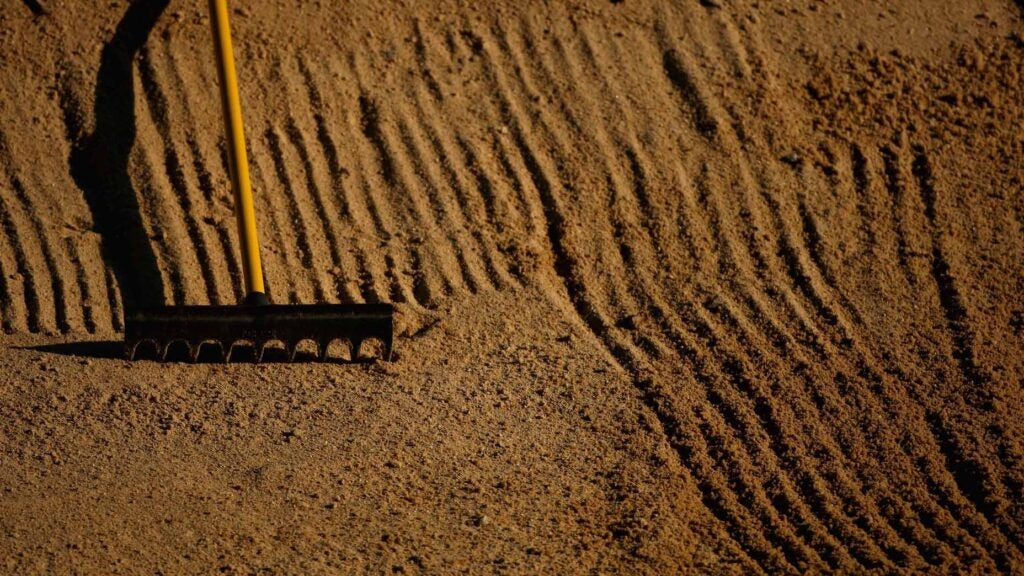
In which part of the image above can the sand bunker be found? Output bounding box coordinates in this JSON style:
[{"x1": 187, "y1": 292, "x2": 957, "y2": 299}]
[{"x1": 0, "y1": 0, "x2": 1022, "y2": 573}]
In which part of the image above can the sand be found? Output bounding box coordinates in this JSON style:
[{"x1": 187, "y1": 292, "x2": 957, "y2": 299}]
[{"x1": 0, "y1": 0, "x2": 1022, "y2": 573}]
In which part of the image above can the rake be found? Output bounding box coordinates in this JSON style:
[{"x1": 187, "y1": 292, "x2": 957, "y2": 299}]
[{"x1": 125, "y1": 0, "x2": 393, "y2": 362}]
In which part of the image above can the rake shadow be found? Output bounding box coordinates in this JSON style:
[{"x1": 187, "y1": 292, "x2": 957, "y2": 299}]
[
  {"x1": 23, "y1": 341, "x2": 124, "y2": 360},
  {"x1": 24, "y1": 341, "x2": 381, "y2": 364},
  {"x1": 69, "y1": 0, "x2": 170, "y2": 312},
  {"x1": 22, "y1": 0, "x2": 46, "y2": 16}
]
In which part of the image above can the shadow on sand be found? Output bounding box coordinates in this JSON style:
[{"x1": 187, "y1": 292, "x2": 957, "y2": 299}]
[
  {"x1": 26, "y1": 341, "x2": 125, "y2": 359},
  {"x1": 25, "y1": 341, "x2": 382, "y2": 364},
  {"x1": 69, "y1": 0, "x2": 170, "y2": 313}
]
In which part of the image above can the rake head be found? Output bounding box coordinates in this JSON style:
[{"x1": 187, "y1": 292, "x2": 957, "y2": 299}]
[{"x1": 124, "y1": 303, "x2": 394, "y2": 362}]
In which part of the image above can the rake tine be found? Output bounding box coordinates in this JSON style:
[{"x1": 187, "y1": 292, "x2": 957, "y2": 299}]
[{"x1": 126, "y1": 304, "x2": 393, "y2": 362}]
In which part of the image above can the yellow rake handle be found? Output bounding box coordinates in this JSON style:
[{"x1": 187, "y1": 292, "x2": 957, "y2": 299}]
[{"x1": 208, "y1": 0, "x2": 266, "y2": 301}]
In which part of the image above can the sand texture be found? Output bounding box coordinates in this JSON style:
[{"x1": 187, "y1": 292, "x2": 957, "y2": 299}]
[{"x1": 1, "y1": 0, "x2": 1023, "y2": 573}]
